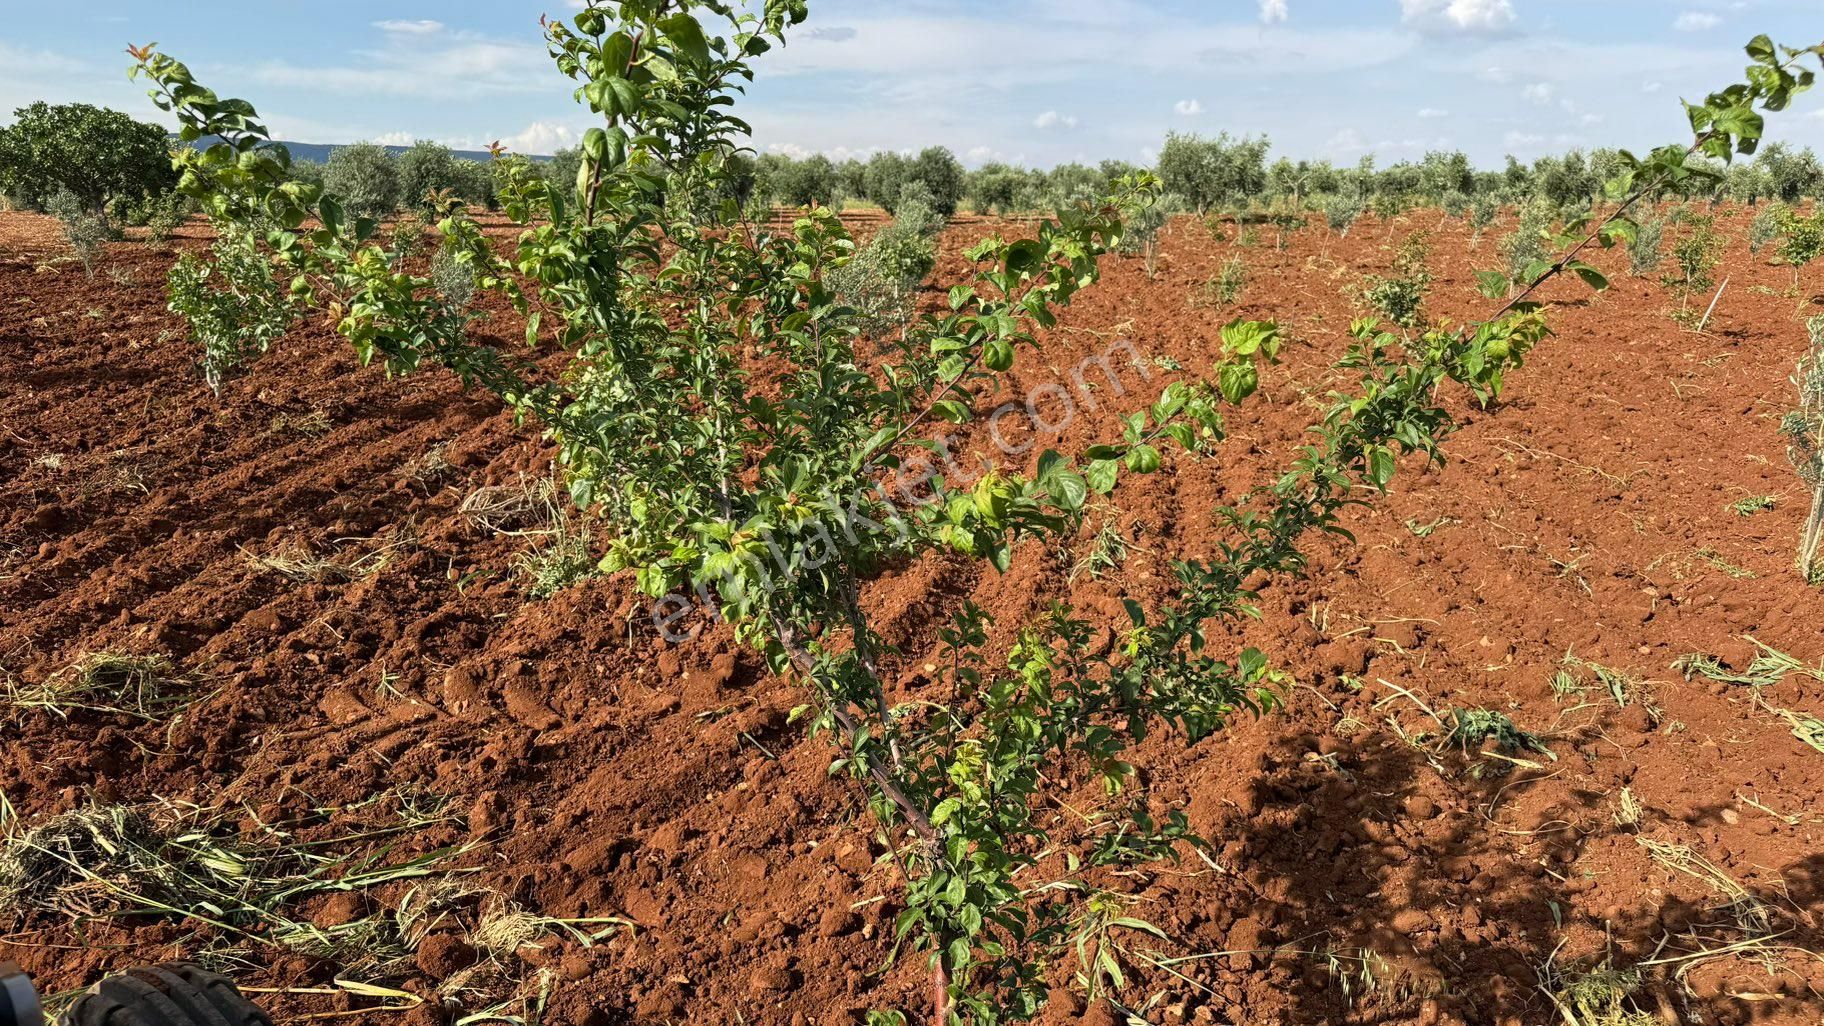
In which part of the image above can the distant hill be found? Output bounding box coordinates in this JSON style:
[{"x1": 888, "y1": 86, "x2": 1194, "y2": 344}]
[{"x1": 184, "y1": 138, "x2": 552, "y2": 163}]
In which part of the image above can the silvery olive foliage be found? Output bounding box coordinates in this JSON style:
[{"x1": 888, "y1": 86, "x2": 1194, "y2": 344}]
[{"x1": 133, "y1": 19, "x2": 1822, "y2": 1024}]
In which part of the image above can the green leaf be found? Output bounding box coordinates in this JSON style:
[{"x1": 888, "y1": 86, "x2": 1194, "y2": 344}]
[
  {"x1": 316, "y1": 194, "x2": 344, "y2": 238},
  {"x1": 1566, "y1": 261, "x2": 1609, "y2": 291},
  {"x1": 931, "y1": 399, "x2": 972, "y2": 424},
  {"x1": 1366, "y1": 445, "x2": 1396, "y2": 488},
  {"x1": 1217, "y1": 361, "x2": 1259, "y2": 405},
  {"x1": 1049, "y1": 471, "x2": 1088, "y2": 512},
  {"x1": 1086, "y1": 459, "x2": 1120, "y2": 494},
  {"x1": 1125, "y1": 444, "x2": 1162, "y2": 474},
  {"x1": 658, "y1": 14, "x2": 712, "y2": 67},
  {"x1": 1475, "y1": 270, "x2": 1510, "y2": 299},
  {"x1": 1004, "y1": 239, "x2": 1046, "y2": 277}
]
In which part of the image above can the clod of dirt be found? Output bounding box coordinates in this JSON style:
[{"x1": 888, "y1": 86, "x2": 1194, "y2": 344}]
[
  {"x1": 1619, "y1": 704, "x2": 1654, "y2": 734},
  {"x1": 748, "y1": 962, "x2": 796, "y2": 994},
  {"x1": 309, "y1": 891, "x2": 367, "y2": 928},
  {"x1": 442, "y1": 665, "x2": 487, "y2": 707},
  {"x1": 1225, "y1": 916, "x2": 1274, "y2": 969},
  {"x1": 416, "y1": 932, "x2": 478, "y2": 978},
  {"x1": 1078, "y1": 1000, "x2": 1120, "y2": 1026}
]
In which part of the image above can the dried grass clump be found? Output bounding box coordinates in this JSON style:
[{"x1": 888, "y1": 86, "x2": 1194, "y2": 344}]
[
  {"x1": 4, "y1": 652, "x2": 197, "y2": 721},
  {"x1": 0, "y1": 805, "x2": 174, "y2": 919}
]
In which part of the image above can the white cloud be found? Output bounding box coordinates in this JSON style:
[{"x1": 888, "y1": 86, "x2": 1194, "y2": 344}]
[
  {"x1": 1504, "y1": 130, "x2": 1546, "y2": 147},
  {"x1": 1418, "y1": 107, "x2": 1449, "y2": 118},
  {"x1": 1674, "y1": 12, "x2": 1721, "y2": 32},
  {"x1": 1260, "y1": 0, "x2": 1289, "y2": 24},
  {"x1": 243, "y1": 39, "x2": 551, "y2": 100},
  {"x1": 1522, "y1": 82, "x2": 1556, "y2": 104},
  {"x1": 373, "y1": 19, "x2": 444, "y2": 34},
  {"x1": 754, "y1": 17, "x2": 1415, "y2": 82},
  {"x1": 1328, "y1": 127, "x2": 1369, "y2": 152},
  {"x1": 1400, "y1": 0, "x2": 1517, "y2": 35},
  {"x1": 369, "y1": 130, "x2": 415, "y2": 146},
  {"x1": 1033, "y1": 110, "x2": 1079, "y2": 130},
  {"x1": 501, "y1": 120, "x2": 580, "y2": 155},
  {"x1": 1643, "y1": 81, "x2": 1664, "y2": 93},
  {"x1": 1174, "y1": 99, "x2": 1204, "y2": 116}
]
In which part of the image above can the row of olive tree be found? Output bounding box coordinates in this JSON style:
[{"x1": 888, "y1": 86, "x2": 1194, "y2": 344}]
[
  {"x1": 9, "y1": 98, "x2": 1821, "y2": 231},
  {"x1": 747, "y1": 147, "x2": 968, "y2": 212},
  {"x1": 284, "y1": 140, "x2": 498, "y2": 219},
  {"x1": 738, "y1": 134, "x2": 1824, "y2": 219}
]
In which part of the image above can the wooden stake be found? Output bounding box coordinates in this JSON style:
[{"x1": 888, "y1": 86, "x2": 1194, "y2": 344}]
[{"x1": 1697, "y1": 276, "x2": 1730, "y2": 333}]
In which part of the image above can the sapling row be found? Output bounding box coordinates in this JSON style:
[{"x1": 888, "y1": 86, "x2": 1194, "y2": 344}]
[{"x1": 131, "y1": 12, "x2": 1824, "y2": 1023}]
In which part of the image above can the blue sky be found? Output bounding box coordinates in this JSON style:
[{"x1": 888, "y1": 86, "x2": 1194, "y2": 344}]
[{"x1": 4, "y1": 1, "x2": 1823, "y2": 167}]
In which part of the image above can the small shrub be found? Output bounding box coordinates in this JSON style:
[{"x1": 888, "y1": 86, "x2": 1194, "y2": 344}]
[
  {"x1": 1116, "y1": 192, "x2": 1179, "y2": 279},
  {"x1": 1664, "y1": 213, "x2": 1725, "y2": 326},
  {"x1": 388, "y1": 207, "x2": 436, "y2": 268},
  {"x1": 1627, "y1": 210, "x2": 1668, "y2": 277},
  {"x1": 1750, "y1": 202, "x2": 1787, "y2": 255},
  {"x1": 430, "y1": 242, "x2": 476, "y2": 311},
  {"x1": 1469, "y1": 198, "x2": 1499, "y2": 242},
  {"x1": 138, "y1": 189, "x2": 188, "y2": 244},
  {"x1": 1727, "y1": 494, "x2": 1776, "y2": 517},
  {"x1": 1323, "y1": 194, "x2": 1363, "y2": 237},
  {"x1": 1775, "y1": 205, "x2": 1824, "y2": 294},
  {"x1": 45, "y1": 191, "x2": 116, "y2": 277},
  {"x1": 1500, "y1": 201, "x2": 1554, "y2": 288},
  {"x1": 1444, "y1": 707, "x2": 1553, "y2": 758},
  {"x1": 827, "y1": 198, "x2": 942, "y2": 337},
  {"x1": 1195, "y1": 256, "x2": 1246, "y2": 307},
  {"x1": 1361, "y1": 230, "x2": 1432, "y2": 330},
  {"x1": 516, "y1": 528, "x2": 598, "y2": 599},
  {"x1": 1268, "y1": 200, "x2": 1306, "y2": 250},
  {"x1": 167, "y1": 226, "x2": 299, "y2": 390}
]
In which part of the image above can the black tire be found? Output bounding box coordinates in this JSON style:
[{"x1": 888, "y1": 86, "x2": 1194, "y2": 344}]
[{"x1": 56, "y1": 964, "x2": 269, "y2": 1026}]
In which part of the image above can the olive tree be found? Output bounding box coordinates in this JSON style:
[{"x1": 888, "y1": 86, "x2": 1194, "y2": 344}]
[
  {"x1": 1155, "y1": 131, "x2": 1269, "y2": 215},
  {"x1": 396, "y1": 140, "x2": 462, "y2": 209},
  {"x1": 322, "y1": 141, "x2": 401, "y2": 218}
]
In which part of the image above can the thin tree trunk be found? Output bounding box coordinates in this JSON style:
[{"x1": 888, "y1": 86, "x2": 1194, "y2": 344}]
[
  {"x1": 931, "y1": 961, "x2": 950, "y2": 1026},
  {"x1": 1801, "y1": 484, "x2": 1824, "y2": 576}
]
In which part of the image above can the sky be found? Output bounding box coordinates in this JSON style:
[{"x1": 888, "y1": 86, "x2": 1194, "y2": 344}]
[{"x1": 4, "y1": 1, "x2": 1824, "y2": 169}]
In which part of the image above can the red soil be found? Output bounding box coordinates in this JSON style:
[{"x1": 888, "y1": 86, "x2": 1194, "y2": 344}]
[{"x1": 2, "y1": 207, "x2": 1822, "y2": 1025}]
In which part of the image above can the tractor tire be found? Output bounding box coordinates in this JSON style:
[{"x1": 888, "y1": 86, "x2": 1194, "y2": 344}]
[{"x1": 56, "y1": 964, "x2": 269, "y2": 1026}]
